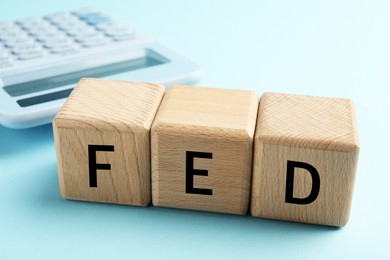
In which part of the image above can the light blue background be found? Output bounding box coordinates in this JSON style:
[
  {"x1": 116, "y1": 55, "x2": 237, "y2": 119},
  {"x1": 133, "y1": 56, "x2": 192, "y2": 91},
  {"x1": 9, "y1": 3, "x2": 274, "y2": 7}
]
[{"x1": 1, "y1": 0, "x2": 389, "y2": 259}]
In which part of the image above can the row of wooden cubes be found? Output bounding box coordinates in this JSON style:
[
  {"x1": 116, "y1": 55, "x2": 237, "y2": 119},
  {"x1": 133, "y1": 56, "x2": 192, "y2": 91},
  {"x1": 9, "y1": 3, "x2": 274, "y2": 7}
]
[{"x1": 53, "y1": 78, "x2": 359, "y2": 227}]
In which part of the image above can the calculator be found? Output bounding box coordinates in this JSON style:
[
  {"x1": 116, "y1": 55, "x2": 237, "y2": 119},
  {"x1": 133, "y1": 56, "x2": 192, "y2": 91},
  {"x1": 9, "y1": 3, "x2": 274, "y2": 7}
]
[{"x1": 0, "y1": 8, "x2": 202, "y2": 129}]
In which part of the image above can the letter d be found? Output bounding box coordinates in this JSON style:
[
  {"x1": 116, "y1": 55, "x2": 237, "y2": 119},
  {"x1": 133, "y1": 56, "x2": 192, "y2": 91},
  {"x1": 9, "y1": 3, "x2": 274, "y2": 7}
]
[{"x1": 285, "y1": 160, "x2": 320, "y2": 205}]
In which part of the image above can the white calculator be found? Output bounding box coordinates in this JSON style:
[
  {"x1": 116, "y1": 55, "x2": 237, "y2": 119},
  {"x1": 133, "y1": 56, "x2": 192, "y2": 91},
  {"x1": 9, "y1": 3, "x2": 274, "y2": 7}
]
[{"x1": 0, "y1": 8, "x2": 202, "y2": 129}]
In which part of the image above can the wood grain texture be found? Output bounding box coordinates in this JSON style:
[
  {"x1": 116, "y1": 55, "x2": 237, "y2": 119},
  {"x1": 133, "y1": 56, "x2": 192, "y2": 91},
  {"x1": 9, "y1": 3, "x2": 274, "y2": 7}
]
[
  {"x1": 53, "y1": 78, "x2": 164, "y2": 206},
  {"x1": 251, "y1": 92, "x2": 359, "y2": 226},
  {"x1": 151, "y1": 85, "x2": 259, "y2": 215}
]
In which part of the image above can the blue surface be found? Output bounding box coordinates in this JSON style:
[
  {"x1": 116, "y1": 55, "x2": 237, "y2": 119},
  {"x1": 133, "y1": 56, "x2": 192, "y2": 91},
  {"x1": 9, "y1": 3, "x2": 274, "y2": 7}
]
[{"x1": 1, "y1": 1, "x2": 389, "y2": 259}]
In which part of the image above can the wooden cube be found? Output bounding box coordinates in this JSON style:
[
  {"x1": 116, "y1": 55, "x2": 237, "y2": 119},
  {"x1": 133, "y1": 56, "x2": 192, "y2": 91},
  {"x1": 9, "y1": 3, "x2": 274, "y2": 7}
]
[
  {"x1": 251, "y1": 93, "x2": 359, "y2": 226},
  {"x1": 53, "y1": 78, "x2": 164, "y2": 206},
  {"x1": 151, "y1": 85, "x2": 259, "y2": 215}
]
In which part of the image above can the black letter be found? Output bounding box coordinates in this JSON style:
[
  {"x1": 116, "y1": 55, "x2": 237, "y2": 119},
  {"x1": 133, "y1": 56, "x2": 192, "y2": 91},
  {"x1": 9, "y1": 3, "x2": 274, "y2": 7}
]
[
  {"x1": 88, "y1": 145, "x2": 115, "y2": 187},
  {"x1": 186, "y1": 151, "x2": 213, "y2": 195},
  {"x1": 285, "y1": 160, "x2": 320, "y2": 204}
]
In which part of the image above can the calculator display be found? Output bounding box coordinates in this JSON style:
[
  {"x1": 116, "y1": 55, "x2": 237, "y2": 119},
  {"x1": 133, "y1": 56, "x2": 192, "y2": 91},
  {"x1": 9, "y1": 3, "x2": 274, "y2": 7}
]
[{"x1": 4, "y1": 55, "x2": 165, "y2": 97}]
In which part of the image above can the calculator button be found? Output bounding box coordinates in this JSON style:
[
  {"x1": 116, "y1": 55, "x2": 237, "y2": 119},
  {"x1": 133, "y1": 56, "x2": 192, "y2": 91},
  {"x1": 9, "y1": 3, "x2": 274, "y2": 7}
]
[
  {"x1": 65, "y1": 26, "x2": 95, "y2": 33},
  {"x1": 4, "y1": 36, "x2": 37, "y2": 48},
  {"x1": 18, "y1": 50, "x2": 45, "y2": 60},
  {"x1": 0, "y1": 51, "x2": 10, "y2": 58},
  {"x1": 59, "y1": 25, "x2": 87, "y2": 34},
  {"x1": 12, "y1": 45, "x2": 42, "y2": 54},
  {"x1": 49, "y1": 18, "x2": 70, "y2": 26},
  {"x1": 45, "y1": 12, "x2": 73, "y2": 21},
  {"x1": 62, "y1": 24, "x2": 90, "y2": 33},
  {"x1": 0, "y1": 27, "x2": 20, "y2": 36},
  {"x1": 44, "y1": 39, "x2": 75, "y2": 48},
  {"x1": 1, "y1": 31, "x2": 28, "y2": 40},
  {"x1": 0, "y1": 30, "x2": 26, "y2": 40},
  {"x1": 18, "y1": 17, "x2": 45, "y2": 26},
  {"x1": 0, "y1": 56, "x2": 13, "y2": 62},
  {"x1": 66, "y1": 27, "x2": 98, "y2": 37},
  {"x1": 28, "y1": 27, "x2": 58, "y2": 36},
  {"x1": 81, "y1": 37, "x2": 109, "y2": 47},
  {"x1": 79, "y1": 13, "x2": 110, "y2": 25},
  {"x1": 23, "y1": 23, "x2": 52, "y2": 33},
  {"x1": 85, "y1": 16, "x2": 110, "y2": 26},
  {"x1": 112, "y1": 34, "x2": 136, "y2": 41},
  {"x1": 75, "y1": 33, "x2": 105, "y2": 42},
  {"x1": 35, "y1": 32, "x2": 67, "y2": 42},
  {"x1": 96, "y1": 22, "x2": 129, "y2": 32},
  {"x1": 4, "y1": 35, "x2": 34, "y2": 44},
  {"x1": 0, "y1": 22, "x2": 17, "y2": 30},
  {"x1": 105, "y1": 28, "x2": 135, "y2": 37},
  {"x1": 56, "y1": 18, "x2": 83, "y2": 29},
  {"x1": 106, "y1": 29, "x2": 136, "y2": 41},
  {"x1": 49, "y1": 15, "x2": 80, "y2": 24},
  {"x1": 50, "y1": 44, "x2": 79, "y2": 54},
  {"x1": 0, "y1": 24, "x2": 20, "y2": 32},
  {"x1": 5, "y1": 38, "x2": 36, "y2": 48},
  {"x1": 22, "y1": 24, "x2": 52, "y2": 33}
]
